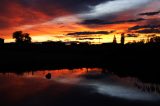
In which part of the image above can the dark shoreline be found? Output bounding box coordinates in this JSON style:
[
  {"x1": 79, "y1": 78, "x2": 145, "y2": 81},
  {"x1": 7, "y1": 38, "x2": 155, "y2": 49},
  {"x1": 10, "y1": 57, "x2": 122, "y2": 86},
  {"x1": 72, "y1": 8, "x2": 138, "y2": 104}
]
[{"x1": 0, "y1": 43, "x2": 160, "y2": 83}]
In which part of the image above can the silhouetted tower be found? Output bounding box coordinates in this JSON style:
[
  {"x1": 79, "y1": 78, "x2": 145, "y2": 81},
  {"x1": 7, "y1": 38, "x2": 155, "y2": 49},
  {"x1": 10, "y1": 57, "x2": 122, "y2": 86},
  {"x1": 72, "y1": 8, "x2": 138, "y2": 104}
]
[
  {"x1": 113, "y1": 35, "x2": 117, "y2": 44},
  {"x1": 0, "y1": 38, "x2": 4, "y2": 45},
  {"x1": 121, "y1": 33, "x2": 125, "y2": 45}
]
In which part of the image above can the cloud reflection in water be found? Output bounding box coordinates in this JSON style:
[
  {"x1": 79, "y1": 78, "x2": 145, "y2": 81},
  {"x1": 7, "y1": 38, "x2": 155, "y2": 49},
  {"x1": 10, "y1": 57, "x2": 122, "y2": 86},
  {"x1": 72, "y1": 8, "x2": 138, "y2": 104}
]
[{"x1": 45, "y1": 68, "x2": 160, "y2": 101}]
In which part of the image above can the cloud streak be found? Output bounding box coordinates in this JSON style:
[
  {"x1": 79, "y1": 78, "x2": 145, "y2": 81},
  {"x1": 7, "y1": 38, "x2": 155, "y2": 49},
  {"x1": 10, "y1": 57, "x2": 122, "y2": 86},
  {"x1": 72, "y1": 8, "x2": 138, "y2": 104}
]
[
  {"x1": 129, "y1": 25, "x2": 160, "y2": 30},
  {"x1": 67, "y1": 31, "x2": 114, "y2": 36},
  {"x1": 81, "y1": 18, "x2": 146, "y2": 25},
  {"x1": 139, "y1": 10, "x2": 160, "y2": 16},
  {"x1": 136, "y1": 29, "x2": 160, "y2": 34}
]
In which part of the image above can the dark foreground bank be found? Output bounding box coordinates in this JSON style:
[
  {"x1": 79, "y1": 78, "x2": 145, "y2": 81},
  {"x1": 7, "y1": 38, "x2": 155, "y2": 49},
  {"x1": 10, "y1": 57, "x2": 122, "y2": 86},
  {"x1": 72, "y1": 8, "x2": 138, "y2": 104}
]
[{"x1": 0, "y1": 43, "x2": 160, "y2": 83}]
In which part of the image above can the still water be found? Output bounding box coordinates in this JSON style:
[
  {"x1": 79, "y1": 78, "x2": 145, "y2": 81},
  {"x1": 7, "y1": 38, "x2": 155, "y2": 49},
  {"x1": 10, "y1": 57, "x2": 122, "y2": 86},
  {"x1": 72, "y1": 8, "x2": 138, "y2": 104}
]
[{"x1": 0, "y1": 68, "x2": 160, "y2": 106}]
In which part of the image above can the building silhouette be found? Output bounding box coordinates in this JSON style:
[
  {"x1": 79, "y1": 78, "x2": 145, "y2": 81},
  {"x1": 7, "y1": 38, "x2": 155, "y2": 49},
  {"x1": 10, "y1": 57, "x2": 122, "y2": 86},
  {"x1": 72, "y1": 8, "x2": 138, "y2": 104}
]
[
  {"x1": 0, "y1": 38, "x2": 4, "y2": 45},
  {"x1": 121, "y1": 33, "x2": 125, "y2": 45},
  {"x1": 113, "y1": 35, "x2": 117, "y2": 44}
]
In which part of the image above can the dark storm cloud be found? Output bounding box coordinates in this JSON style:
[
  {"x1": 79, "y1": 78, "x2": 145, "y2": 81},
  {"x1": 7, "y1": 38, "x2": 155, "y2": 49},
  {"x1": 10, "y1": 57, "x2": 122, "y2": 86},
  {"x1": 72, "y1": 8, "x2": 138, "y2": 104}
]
[
  {"x1": 6, "y1": 0, "x2": 110, "y2": 14},
  {"x1": 136, "y1": 29, "x2": 160, "y2": 34},
  {"x1": 139, "y1": 10, "x2": 160, "y2": 16},
  {"x1": 50, "y1": 0, "x2": 110, "y2": 12},
  {"x1": 80, "y1": 18, "x2": 146, "y2": 25},
  {"x1": 0, "y1": 0, "x2": 113, "y2": 29},
  {"x1": 67, "y1": 31, "x2": 114, "y2": 36}
]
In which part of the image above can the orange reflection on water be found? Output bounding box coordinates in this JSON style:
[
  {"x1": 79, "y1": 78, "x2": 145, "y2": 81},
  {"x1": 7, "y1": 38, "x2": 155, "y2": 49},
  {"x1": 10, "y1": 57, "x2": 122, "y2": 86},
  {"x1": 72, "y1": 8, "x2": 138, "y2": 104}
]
[
  {"x1": 0, "y1": 68, "x2": 102, "y2": 104},
  {"x1": 23, "y1": 68, "x2": 103, "y2": 79}
]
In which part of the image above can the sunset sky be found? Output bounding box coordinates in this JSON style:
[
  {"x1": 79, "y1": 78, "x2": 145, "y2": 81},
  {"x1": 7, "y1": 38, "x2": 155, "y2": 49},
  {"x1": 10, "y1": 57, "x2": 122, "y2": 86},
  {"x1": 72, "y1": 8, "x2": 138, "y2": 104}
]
[{"x1": 0, "y1": 0, "x2": 159, "y2": 43}]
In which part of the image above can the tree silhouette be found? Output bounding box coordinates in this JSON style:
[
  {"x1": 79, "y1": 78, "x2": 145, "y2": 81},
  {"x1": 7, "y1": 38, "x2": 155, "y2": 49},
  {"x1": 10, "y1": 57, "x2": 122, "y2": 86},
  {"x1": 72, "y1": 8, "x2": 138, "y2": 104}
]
[
  {"x1": 13, "y1": 31, "x2": 32, "y2": 43},
  {"x1": 24, "y1": 33, "x2": 32, "y2": 43},
  {"x1": 13, "y1": 31, "x2": 23, "y2": 43}
]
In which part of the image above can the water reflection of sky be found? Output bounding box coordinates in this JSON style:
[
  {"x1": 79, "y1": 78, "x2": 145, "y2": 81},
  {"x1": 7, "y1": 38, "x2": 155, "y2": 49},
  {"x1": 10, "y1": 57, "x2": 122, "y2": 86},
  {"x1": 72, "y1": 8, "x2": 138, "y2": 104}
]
[{"x1": 0, "y1": 68, "x2": 160, "y2": 103}]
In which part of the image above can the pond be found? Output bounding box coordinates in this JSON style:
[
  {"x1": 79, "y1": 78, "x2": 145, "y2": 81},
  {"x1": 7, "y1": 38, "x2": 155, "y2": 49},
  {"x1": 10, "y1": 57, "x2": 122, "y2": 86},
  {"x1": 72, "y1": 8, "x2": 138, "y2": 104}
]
[{"x1": 0, "y1": 68, "x2": 160, "y2": 106}]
